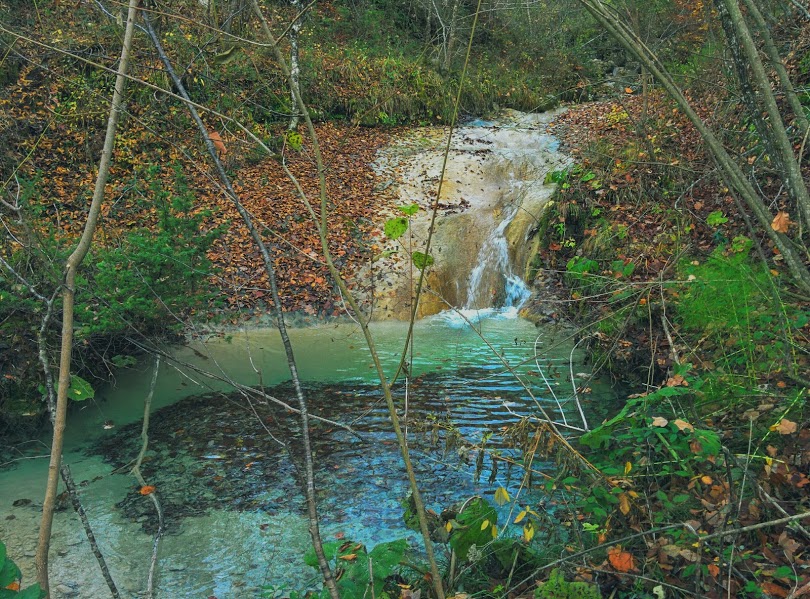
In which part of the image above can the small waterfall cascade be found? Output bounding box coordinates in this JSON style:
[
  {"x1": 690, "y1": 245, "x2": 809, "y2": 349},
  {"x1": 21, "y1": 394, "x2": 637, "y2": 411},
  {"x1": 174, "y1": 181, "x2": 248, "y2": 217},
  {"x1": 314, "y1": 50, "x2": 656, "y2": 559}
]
[
  {"x1": 464, "y1": 201, "x2": 531, "y2": 312},
  {"x1": 370, "y1": 108, "x2": 570, "y2": 322}
]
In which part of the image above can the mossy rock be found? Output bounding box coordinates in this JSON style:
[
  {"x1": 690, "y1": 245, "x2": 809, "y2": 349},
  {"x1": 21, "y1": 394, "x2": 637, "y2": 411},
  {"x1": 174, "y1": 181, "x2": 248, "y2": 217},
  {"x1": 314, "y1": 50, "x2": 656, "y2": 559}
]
[{"x1": 535, "y1": 568, "x2": 601, "y2": 599}]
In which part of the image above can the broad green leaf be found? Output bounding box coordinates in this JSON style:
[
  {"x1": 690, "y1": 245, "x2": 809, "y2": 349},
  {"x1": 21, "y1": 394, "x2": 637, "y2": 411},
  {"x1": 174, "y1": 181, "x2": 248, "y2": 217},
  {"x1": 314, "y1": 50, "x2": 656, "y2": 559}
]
[
  {"x1": 396, "y1": 203, "x2": 419, "y2": 216},
  {"x1": 68, "y1": 375, "x2": 94, "y2": 402},
  {"x1": 383, "y1": 217, "x2": 408, "y2": 240},
  {"x1": 0, "y1": 558, "x2": 21, "y2": 587},
  {"x1": 706, "y1": 210, "x2": 728, "y2": 227},
  {"x1": 449, "y1": 497, "x2": 497, "y2": 561},
  {"x1": 411, "y1": 251, "x2": 434, "y2": 270}
]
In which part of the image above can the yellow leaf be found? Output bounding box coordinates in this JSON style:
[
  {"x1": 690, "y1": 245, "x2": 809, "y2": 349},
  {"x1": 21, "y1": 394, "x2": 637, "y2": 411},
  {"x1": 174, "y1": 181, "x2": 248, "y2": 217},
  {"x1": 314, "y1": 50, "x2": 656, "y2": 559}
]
[
  {"x1": 491, "y1": 524, "x2": 498, "y2": 539},
  {"x1": 618, "y1": 492, "x2": 631, "y2": 515},
  {"x1": 338, "y1": 553, "x2": 357, "y2": 561},
  {"x1": 523, "y1": 521, "x2": 535, "y2": 542},
  {"x1": 514, "y1": 510, "x2": 527, "y2": 524},
  {"x1": 481, "y1": 519, "x2": 490, "y2": 531},
  {"x1": 624, "y1": 461, "x2": 632, "y2": 475},
  {"x1": 494, "y1": 486, "x2": 510, "y2": 506},
  {"x1": 445, "y1": 521, "x2": 453, "y2": 532}
]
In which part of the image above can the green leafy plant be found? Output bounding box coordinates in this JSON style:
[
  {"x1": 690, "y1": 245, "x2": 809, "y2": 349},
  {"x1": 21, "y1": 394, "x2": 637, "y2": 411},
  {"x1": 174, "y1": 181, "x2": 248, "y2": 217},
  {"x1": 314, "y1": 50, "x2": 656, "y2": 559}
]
[
  {"x1": 0, "y1": 541, "x2": 45, "y2": 598},
  {"x1": 302, "y1": 538, "x2": 407, "y2": 598}
]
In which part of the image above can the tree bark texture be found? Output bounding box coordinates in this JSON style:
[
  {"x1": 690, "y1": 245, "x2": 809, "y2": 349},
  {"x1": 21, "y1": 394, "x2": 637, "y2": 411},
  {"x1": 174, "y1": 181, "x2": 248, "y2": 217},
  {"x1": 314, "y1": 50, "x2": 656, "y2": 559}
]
[{"x1": 36, "y1": 1, "x2": 140, "y2": 594}]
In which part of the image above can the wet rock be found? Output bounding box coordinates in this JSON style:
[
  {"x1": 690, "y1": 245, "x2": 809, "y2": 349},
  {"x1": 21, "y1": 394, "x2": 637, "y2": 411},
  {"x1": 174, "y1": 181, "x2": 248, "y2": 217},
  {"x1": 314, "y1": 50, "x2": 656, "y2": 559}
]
[{"x1": 53, "y1": 582, "x2": 79, "y2": 597}]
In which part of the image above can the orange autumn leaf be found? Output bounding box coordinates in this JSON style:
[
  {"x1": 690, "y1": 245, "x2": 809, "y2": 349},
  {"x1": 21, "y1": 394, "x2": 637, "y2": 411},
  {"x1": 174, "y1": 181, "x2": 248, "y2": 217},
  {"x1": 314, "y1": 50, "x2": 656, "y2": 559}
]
[
  {"x1": 208, "y1": 130, "x2": 227, "y2": 156},
  {"x1": 338, "y1": 553, "x2": 358, "y2": 561},
  {"x1": 666, "y1": 374, "x2": 688, "y2": 387},
  {"x1": 707, "y1": 563, "x2": 720, "y2": 577},
  {"x1": 139, "y1": 485, "x2": 156, "y2": 495},
  {"x1": 760, "y1": 582, "x2": 788, "y2": 598},
  {"x1": 771, "y1": 211, "x2": 791, "y2": 233},
  {"x1": 607, "y1": 545, "x2": 636, "y2": 572},
  {"x1": 5, "y1": 582, "x2": 20, "y2": 591}
]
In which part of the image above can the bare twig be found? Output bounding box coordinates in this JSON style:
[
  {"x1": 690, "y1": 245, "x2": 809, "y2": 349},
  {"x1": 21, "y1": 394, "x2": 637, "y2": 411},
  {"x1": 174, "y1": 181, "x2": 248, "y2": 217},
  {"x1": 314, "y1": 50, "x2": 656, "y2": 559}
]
[
  {"x1": 141, "y1": 12, "x2": 339, "y2": 595},
  {"x1": 130, "y1": 356, "x2": 164, "y2": 598}
]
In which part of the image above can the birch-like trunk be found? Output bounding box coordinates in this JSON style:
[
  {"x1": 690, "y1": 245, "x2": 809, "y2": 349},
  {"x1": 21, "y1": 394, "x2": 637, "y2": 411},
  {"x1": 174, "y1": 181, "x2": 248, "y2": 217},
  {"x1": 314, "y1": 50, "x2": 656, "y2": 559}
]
[
  {"x1": 35, "y1": 0, "x2": 140, "y2": 594},
  {"x1": 288, "y1": 0, "x2": 303, "y2": 130}
]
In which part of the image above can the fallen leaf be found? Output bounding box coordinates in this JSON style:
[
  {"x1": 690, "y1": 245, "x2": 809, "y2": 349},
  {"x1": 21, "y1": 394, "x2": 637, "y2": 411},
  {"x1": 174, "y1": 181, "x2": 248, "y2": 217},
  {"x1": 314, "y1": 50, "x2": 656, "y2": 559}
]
[
  {"x1": 771, "y1": 211, "x2": 791, "y2": 233},
  {"x1": 673, "y1": 419, "x2": 694, "y2": 432},
  {"x1": 651, "y1": 416, "x2": 669, "y2": 427},
  {"x1": 761, "y1": 581, "x2": 788, "y2": 598},
  {"x1": 666, "y1": 374, "x2": 688, "y2": 387},
  {"x1": 338, "y1": 553, "x2": 358, "y2": 561},
  {"x1": 618, "y1": 492, "x2": 631, "y2": 515},
  {"x1": 608, "y1": 546, "x2": 636, "y2": 572},
  {"x1": 208, "y1": 130, "x2": 227, "y2": 156},
  {"x1": 679, "y1": 548, "x2": 700, "y2": 562},
  {"x1": 5, "y1": 582, "x2": 20, "y2": 591},
  {"x1": 707, "y1": 564, "x2": 720, "y2": 577},
  {"x1": 771, "y1": 419, "x2": 797, "y2": 435},
  {"x1": 778, "y1": 531, "x2": 800, "y2": 561},
  {"x1": 139, "y1": 485, "x2": 156, "y2": 495}
]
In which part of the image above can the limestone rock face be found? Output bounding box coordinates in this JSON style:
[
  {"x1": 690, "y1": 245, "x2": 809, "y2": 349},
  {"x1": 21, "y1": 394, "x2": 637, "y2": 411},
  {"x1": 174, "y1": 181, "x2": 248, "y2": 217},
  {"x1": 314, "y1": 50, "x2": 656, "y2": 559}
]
[{"x1": 366, "y1": 109, "x2": 570, "y2": 320}]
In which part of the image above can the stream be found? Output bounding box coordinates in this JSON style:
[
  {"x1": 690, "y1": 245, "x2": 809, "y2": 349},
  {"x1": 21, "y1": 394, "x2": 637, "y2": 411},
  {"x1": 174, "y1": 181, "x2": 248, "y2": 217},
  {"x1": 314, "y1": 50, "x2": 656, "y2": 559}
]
[{"x1": 0, "y1": 113, "x2": 612, "y2": 598}]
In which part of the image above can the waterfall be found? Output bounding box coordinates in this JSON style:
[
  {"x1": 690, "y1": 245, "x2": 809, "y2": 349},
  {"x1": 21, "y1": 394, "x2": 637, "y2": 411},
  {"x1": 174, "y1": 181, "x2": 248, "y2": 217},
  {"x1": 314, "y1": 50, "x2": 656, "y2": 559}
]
[
  {"x1": 371, "y1": 108, "x2": 570, "y2": 322},
  {"x1": 464, "y1": 202, "x2": 531, "y2": 312}
]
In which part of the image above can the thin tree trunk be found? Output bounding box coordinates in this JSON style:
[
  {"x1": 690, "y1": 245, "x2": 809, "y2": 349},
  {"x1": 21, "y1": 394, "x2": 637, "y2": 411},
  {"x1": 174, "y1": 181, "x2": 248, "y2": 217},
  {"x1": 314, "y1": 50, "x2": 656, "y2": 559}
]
[
  {"x1": 250, "y1": 3, "x2": 447, "y2": 596},
  {"x1": 576, "y1": 0, "x2": 810, "y2": 292},
  {"x1": 718, "y1": 0, "x2": 810, "y2": 228},
  {"x1": 288, "y1": 0, "x2": 303, "y2": 130},
  {"x1": 740, "y1": 0, "x2": 809, "y2": 138},
  {"x1": 36, "y1": 1, "x2": 140, "y2": 593},
  {"x1": 141, "y1": 12, "x2": 340, "y2": 599}
]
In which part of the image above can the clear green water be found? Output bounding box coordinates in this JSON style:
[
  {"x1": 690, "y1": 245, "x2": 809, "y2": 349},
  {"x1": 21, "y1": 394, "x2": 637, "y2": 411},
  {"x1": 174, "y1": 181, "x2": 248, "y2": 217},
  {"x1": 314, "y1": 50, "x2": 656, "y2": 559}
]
[{"x1": 0, "y1": 312, "x2": 609, "y2": 597}]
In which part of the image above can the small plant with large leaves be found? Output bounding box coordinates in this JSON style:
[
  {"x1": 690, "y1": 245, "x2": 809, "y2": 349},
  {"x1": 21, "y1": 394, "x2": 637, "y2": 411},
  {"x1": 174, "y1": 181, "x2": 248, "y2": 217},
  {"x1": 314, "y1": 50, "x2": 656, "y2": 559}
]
[
  {"x1": 382, "y1": 203, "x2": 434, "y2": 270},
  {"x1": 302, "y1": 538, "x2": 407, "y2": 598},
  {"x1": 0, "y1": 541, "x2": 45, "y2": 598}
]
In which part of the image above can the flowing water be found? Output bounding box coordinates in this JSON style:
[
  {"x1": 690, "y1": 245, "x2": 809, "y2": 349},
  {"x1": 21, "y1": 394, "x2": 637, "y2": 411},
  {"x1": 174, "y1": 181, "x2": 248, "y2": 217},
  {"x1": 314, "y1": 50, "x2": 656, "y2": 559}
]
[{"x1": 0, "y1": 113, "x2": 608, "y2": 598}]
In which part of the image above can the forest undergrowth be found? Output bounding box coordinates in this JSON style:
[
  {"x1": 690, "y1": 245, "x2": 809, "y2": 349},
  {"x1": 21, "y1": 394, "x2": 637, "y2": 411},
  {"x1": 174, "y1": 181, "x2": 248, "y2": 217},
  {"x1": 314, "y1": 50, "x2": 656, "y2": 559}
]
[{"x1": 510, "y1": 78, "x2": 810, "y2": 597}]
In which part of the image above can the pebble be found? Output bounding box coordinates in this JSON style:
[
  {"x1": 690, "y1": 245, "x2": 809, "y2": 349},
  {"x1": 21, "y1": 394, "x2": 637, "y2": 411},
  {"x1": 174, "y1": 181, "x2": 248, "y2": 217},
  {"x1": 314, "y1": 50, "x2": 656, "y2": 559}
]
[{"x1": 54, "y1": 583, "x2": 79, "y2": 597}]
